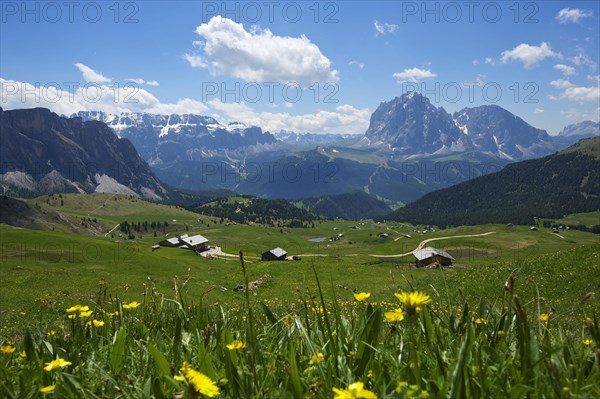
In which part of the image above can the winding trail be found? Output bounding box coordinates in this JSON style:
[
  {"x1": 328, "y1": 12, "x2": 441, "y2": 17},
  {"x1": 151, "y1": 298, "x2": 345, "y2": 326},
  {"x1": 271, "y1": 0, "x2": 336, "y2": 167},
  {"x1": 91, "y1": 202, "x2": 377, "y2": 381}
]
[{"x1": 370, "y1": 232, "x2": 496, "y2": 258}]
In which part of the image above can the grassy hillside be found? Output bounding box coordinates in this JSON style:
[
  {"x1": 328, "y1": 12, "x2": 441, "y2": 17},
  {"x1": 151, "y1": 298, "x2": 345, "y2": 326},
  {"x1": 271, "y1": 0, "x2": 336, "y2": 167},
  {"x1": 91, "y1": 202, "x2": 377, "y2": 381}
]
[{"x1": 384, "y1": 137, "x2": 600, "y2": 227}]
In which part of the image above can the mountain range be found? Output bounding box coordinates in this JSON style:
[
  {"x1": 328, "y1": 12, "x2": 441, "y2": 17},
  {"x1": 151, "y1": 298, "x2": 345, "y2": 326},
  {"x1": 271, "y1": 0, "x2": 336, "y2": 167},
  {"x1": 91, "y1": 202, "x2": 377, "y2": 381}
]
[{"x1": 3, "y1": 92, "x2": 598, "y2": 208}]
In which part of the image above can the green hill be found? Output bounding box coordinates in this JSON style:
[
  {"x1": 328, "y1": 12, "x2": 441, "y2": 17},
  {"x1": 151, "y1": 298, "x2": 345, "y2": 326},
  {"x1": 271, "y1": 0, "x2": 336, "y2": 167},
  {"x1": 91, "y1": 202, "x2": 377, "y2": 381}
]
[
  {"x1": 383, "y1": 136, "x2": 600, "y2": 227},
  {"x1": 300, "y1": 190, "x2": 392, "y2": 219}
]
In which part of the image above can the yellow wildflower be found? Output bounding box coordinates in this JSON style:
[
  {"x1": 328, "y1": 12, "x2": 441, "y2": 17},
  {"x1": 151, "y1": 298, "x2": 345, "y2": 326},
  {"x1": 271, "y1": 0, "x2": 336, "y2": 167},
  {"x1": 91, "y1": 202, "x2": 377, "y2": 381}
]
[
  {"x1": 354, "y1": 292, "x2": 371, "y2": 302},
  {"x1": 226, "y1": 340, "x2": 246, "y2": 350},
  {"x1": 79, "y1": 310, "x2": 93, "y2": 318},
  {"x1": 47, "y1": 330, "x2": 56, "y2": 337},
  {"x1": 174, "y1": 375, "x2": 186, "y2": 382},
  {"x1": 333, "y1": 382, "x2": 377, "y2": 399},
  {"x1": 19, "y1": 351, "x2": 26, "y2": 358},
  {"x1": 44, "y1": 358, "x2": 72, "y2": 371},
  {"x1": 474, "y1": 318, "x2": 485, "y2": 325},
  {"x1": 384, "y1": 309, "x2": 405, "y2": 323},
  {"x1": 583, "y1": 339, "x2": 593, "y2": 346},
  {"x1": 66, "y1": 305, "x2": 89, "y2": 313},
  {"x1": 309, "y1": 352, "x2": 324, "y2": 365},
  {"x1": 394, "y1": 291, "x2": 431, "y2": 316},
  {"x1": 122, "y1": 301, "x2": 141, "y2": 309},
  {"x1": 1, "y1": 345, "x2": 16, "y2": 354},
  {"x1": 40, "y1": 385, "x2": 56, "y2": 393},
  {"x1": 92, "y1": 320, "x2": 104, "y2": 328},
  {"x1": 180, "y1": 361, "x2": 219, "y2": 397},
  {"x1": 540, "y1": 313, "x2": 550, "y2": 322},
  {"x1": 107, "y1": 311, "x2": 119, "y2": 317},
  {"x1": 67, "y1": 314, "x2": 76, "y2": 320}
]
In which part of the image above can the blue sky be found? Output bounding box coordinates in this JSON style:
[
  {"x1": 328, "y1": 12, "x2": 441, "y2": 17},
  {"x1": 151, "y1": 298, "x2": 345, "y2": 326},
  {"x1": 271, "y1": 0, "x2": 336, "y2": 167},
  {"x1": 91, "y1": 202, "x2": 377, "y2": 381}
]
[{"x1": 1, "y1": 1, "x2": 598, "y2": 134}]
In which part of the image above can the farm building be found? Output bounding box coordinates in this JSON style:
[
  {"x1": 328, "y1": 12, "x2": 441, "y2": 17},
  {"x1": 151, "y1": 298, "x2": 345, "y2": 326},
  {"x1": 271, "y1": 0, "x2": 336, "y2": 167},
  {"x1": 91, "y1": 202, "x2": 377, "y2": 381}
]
[
  {"x1": 412, "y1": 247, "x2": 455, "y2": 267},
  {"x1": 261, "y1": 247, "x2": 287, "y2": 261},
  {"x1": 159, "y1": 234, "x2": 210, "y2": 251}
]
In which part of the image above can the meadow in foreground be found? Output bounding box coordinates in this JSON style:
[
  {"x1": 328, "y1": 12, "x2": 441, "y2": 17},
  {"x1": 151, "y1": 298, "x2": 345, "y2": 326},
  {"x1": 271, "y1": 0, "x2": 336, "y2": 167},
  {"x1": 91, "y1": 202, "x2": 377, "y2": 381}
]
[{"x1": 1, "y1": 253, "x2": 599, "y2": 399}]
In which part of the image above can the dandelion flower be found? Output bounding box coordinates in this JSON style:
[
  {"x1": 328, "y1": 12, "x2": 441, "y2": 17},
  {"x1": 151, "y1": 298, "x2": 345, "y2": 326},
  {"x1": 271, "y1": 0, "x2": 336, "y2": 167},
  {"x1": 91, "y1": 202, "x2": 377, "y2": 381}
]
[
  {"x1": 180, "y1": 361, "x2": 219, "y2": 397},
  {"x1": 309, "y1": 352, "x2": 324, "y2": 365},
  {"x1": 226, "y1": 340, "x2": 246, "y2": 350},
  {"x1": 333, "y1": 382, "x2": 377, "y2": 399},
  {"x1": 66, "y1": 305, "x2": 88, "y2": 313},
  {"x1": 79, "y1": 310, "x2": 93, "y2": 318},
  {"x1": 1, "y1": 345, "x2": 16, "y2": 354},
  {"x1": 583, "y1": 339, "x2": 593, "y2": 346},
  {"x1": 40, "y1": 385, "x2": 56, "y2": 393},
  {"x1": 384, "y1": 309, "x2": 405, "y2": 323},
  {"x1": 92, "y1": 320, "x2": 104, "y2": 328},
  {"x1": 354, "y1": 292, "x2": 371, "y2": 302},
  {"x1": 394, "y1": 291, "x2": 431, "y2": 316},
  {"x1": 539, "y1": 313, "x2": 550, "y2": 322},
  {"x1": 44, "y1": 358, "x2": 72, "y2": 371},
  {"x1": 122, "y1": 301, "x2": 141, "y2": 310}
]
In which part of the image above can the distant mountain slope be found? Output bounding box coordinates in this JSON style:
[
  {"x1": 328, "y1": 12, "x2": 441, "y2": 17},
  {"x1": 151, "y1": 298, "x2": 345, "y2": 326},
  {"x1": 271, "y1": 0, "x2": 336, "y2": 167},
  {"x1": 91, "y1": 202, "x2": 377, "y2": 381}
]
[
  {"x1": 383, "y1": 136, "x2": 600, "y2": 227},
  {"x1": 300, "y1": 190, "x2": 392, "y2": 219},
  {"x1": 0, "y1": 107, "x2": 167, "y2": 200},
  {"x1": 559, "y1": 120, "x2": 599, "y2": 138}
]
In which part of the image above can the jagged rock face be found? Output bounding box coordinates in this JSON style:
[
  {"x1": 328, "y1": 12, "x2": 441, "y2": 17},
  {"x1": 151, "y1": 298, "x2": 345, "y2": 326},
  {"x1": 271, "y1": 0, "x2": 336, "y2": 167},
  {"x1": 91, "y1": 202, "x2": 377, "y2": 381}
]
[
  {"x1": 453, "y1": 105, "x2": 552, "y2": 160},
  {"x1": 363, "y1": 92, "x2": 555, "y2": 160},
  {"x1": 365, "y1": 92, "x2": 466, "y2": 154},
  {"x1": 0, "y1": 107, "x2": 166, "y2": 199},
  {"x1": 76, "y1": 111, "x2": 278, "y2": 165},
  {"x1": 559, "y1": 120, "x2": 599, "y2": 137}
]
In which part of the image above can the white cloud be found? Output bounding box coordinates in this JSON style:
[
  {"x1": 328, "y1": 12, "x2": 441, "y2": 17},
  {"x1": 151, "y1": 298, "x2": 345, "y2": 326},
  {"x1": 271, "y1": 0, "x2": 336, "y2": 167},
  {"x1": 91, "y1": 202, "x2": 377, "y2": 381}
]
[
  {"x1": 500, "y1": 42, "x2": 560, "y2": 69},
  {"x1": 571, "y1": 50, "x2": 597, "y2": 69},
  {"x1": 550, "y1": 79, "x2": 573, "y2": 89},
  {"x1": 553, "y1": 64, "x2": 576, "y2": 76},
  {"x1": 556, "y1": 8, "x2": 593, "y2": 24},
  {"x1": 127, "y1": 78, "x2": 160, "y2": 86},
  {"x1": 484, "y1": 57, "x2": 495, "y2": 66},
  {"x1": 208, "y1": 100, "x2": 370, "y2": 134},
  {"x1": 74, "y1": 63, "x2": 111, "y2": 83},
  {"x1": 0, "y1": 78, "x2": 207, "y2": 116},
  {"x1": 534, "y1": 108, "x2": 544, "y2": 114},
  {"x1": 550, "y1": 78, "x2": 599, "y2": 102},
  {"x1": 183, "y1": 54, "x2": 207, "y2": 68},
  {"x1": 349, "y1": 60, "x2": 365, "y2": 69},
  {"x1": 186, "y1": 17, "x2": 338, "y2": 85},
  {"x1": 393, "y1": 67, "x2": 437, "y2": 83},
  {"x1": 560, "y1": 107, "x2": 600, "y2": 121},
  {"x1": 374, "y1": 20, "x2": 399, "y2": 36}
]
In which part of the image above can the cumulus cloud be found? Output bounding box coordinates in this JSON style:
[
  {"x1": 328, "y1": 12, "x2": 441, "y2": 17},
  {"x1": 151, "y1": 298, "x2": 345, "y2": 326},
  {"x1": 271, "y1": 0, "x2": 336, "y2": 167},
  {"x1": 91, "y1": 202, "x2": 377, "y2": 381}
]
[
  {"x1": 553, "y1": 64, "x2": 576, "y2": 76},
  {"x1": 185, "y1": 17, "x2": 338, "y2": 85},
  {"x1": 0, "y1": 78, "x2": 207, "y2": 116},
  {"x1": 374, "y1": 20, "x2": 399, "y2": 36},
  {"x1": 208, "y1": 99, "x2": 370, "y2": 134},
  {"x1": 500, "y1": 42, "x2": 560, "y2": 69},
  {"x1": 74, "y1": 63, "x2": 111, "y2": 83},
  {"x1": 549, "y1": 78, "x2": 599, "y2": 102},
  {"x1": 556, "y1": 8, "x2": 593, "y2": 24},
  {"x1": 393, "y1": 67, "x2": 437, "y2": 83}
]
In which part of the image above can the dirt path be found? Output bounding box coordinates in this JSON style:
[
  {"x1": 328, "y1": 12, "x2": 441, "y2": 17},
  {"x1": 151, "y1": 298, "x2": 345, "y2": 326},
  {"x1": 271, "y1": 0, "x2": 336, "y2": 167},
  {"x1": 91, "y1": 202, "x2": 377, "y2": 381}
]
[
  {"x1": 104, "y1": 224, "x2": 120, "y2": 237},
  {"x1": 370, "y1": 231, "x2": 496, "y2": 258}
]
